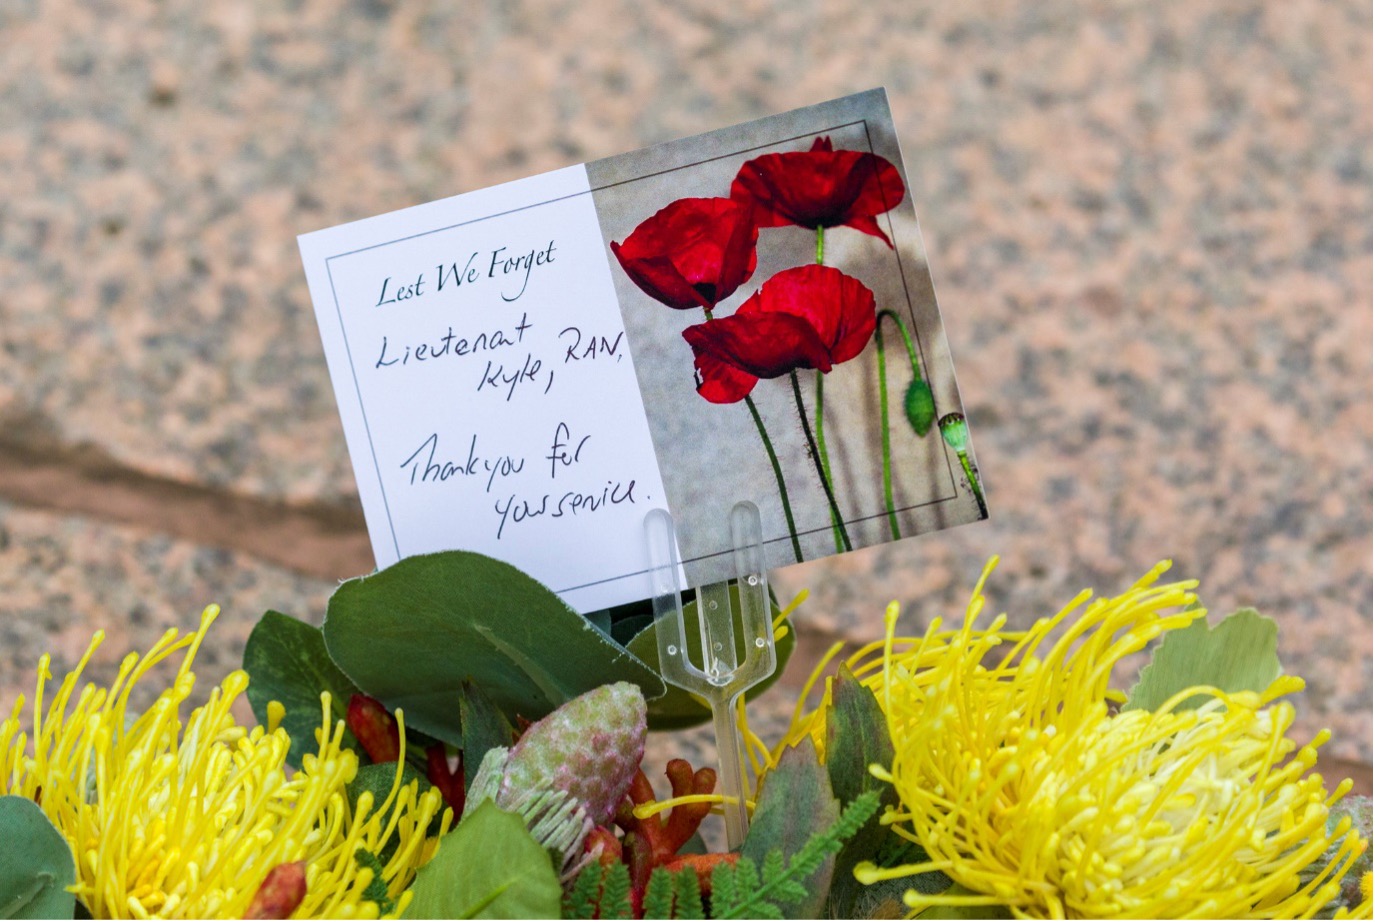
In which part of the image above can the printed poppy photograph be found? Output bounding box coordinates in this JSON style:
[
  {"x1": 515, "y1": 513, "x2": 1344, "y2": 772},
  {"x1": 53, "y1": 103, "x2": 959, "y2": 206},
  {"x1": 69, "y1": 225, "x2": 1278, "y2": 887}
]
[{"x1": 589, "y1": 90, "x2": 986, "y2": 585}]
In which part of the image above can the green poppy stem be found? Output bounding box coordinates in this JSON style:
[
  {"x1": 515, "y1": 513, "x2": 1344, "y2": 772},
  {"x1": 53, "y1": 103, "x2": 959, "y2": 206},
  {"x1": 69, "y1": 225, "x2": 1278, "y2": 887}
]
[
  {"x1": 874, "y1": 321, "x2": 900, "y2": 540},
  {"x1": 958, "y1": 450, "x2": 988, "y2": 518},
  {"x1": 873, "y1": 310, "x2": 929, "y2": 540},
  {"x1": 809, "y1": 225, "x2": 845, "y2": 551},
  {"x1": 745, "y1": 393, "x2": 803, "y2": 563},
  {"x1": 790, "y1": 370, "x2": 851, "y2": 552},
  {"x1": 814, "y1": 372, "x2": 845, "y2": 552},
  {"x1": 877, "y1": 308, "x2": 922, "y2": 378}
]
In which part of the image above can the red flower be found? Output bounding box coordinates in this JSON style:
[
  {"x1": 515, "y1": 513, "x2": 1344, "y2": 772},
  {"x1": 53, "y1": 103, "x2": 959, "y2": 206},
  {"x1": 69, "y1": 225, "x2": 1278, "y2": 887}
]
[
  {"x1": 730, "y1": 137, "x2": 906, "y2": 246},
  {"x1": 683, "y1": 265, "x2": 876, "y2": 403},
  {"x1": 610, "y1": 197, "x2": 759, "y2": 310}
]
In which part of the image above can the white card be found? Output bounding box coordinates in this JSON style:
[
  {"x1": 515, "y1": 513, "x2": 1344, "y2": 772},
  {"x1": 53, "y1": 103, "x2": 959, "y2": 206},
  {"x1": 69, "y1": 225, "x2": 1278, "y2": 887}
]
[{"x1": 300, "y1": 89, "x2": 986, "y2": 613}]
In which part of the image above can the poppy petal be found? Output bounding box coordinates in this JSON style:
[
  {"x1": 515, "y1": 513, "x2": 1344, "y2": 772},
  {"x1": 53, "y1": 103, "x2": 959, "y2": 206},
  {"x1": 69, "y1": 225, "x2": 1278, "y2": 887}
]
[
  {"x1": 683, "y1": 312, "x2": 834, "y2": 380},
  {"x1": 840, "y1": 214, "x2": 893, "y2": 248},
  {"x1": 692, "y1": 348, "x2": 758, "y2": 404},
  {"x1": 729, "y1": 139, "x2": 906, "y2": 236},
  {"x1": 610, "y1": 246, "x2": 710, "y2": 310},
  {"x1": 610, "y1": 198, "x2": 759, "y2": 310},
  {"x1": 737, "y1": 265, "x2": 877, "y2": 366}
]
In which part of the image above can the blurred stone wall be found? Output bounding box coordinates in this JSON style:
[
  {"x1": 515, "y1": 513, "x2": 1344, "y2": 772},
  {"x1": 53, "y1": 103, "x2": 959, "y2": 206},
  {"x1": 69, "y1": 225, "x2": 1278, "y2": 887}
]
[{"x1": 0, "y1": 0, "x2": 1369, "y2": 770}]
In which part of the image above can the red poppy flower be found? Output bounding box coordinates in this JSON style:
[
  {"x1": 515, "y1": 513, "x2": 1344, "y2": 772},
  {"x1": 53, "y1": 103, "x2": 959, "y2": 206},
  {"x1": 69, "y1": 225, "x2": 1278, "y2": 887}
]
[
  {"x1": 730, "y1": 137, "x2": 906, "y2": 247},
  {"x1": 610, "y1": 197, "x2": 759, "y2": 310},
  {"x1": 683, "y1": 265, "x2": 877, "y2": 403}
]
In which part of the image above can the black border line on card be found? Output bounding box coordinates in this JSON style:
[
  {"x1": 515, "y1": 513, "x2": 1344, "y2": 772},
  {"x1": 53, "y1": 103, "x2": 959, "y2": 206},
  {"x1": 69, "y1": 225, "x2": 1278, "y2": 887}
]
[
  {"x1": 323, "y1": 117, "x2": 967, "y2": 581},
  {"x1": 325, "y1": 258, "x2": 402, "y2": 562}
]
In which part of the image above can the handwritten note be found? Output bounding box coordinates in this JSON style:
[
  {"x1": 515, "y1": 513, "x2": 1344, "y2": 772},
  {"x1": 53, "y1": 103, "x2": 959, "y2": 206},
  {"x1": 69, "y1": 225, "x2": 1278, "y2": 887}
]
[
  {"x1": 300, "y1": 166, "x2": 674, "y2": 612},
  {"x1": 301, "y1": 90, "x2": 987, "y2": 615}
]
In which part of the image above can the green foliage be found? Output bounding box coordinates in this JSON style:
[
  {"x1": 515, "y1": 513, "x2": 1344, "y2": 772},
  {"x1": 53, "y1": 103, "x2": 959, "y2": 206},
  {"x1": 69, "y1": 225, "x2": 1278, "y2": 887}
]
[
  {"x1": 711, "y1": 790, "x2": 882, "y2": 920},
  {"x1": 354, "y1": 848, "x2": 397, "y2": 917},
  {"x1": 672, "y1": 867, "x2": 704, "y2": 920},
  {"x1": 904, "y1": 378, "x2": 936, "y2": 436},
  {"x1": 242, "y1": 610, "x2": 362, "y2": 769},
  {"x1": 823, "y1": 665, "x2": 917, "y2": 918},
  {"x1": 598, "y1": 863, "x2": 632, "y2": 920},
  {"x1": 565, "y1": 797, "x2": 886, "y2": 920},
  {"x1": 626, "y1": 586, "x2": 794, "y2": 731},
  {"x1": 404, "y1": 800, "x2": 562, "y2": 919},
  {"x1": 0, "y1": 796, "x2": 76, "y2": 920},
  {"x1": 1124, "y1": 607, "x2": 1282, "y2": 712},
  {"x1": 347, "y1": 760, "x2": 424, "y2": 812},
  {"x1": 458, "y1": 681, "x2": 514, "y2": 793},
  {"x1": 846, "y1": 836, "x2": 955, "y2": 919},
  {"x1": 562, "y1": 863, "x2": 605, "y2": 920},
  {"x1": 323, "y1": 551, "x2": 664, "y2": 744},
  {"x1": 741, "y1": 738, "x2": 838, "y2": 918},
  {"x1": 643, "y1": 867, "x2": 676, "y2": 920},
  {"x1": 346, "y1": 761, "x2": 443, "y2": 849},
  {"x1": 1299, "y1": 795, "x2": 1372, "y2": 916}
]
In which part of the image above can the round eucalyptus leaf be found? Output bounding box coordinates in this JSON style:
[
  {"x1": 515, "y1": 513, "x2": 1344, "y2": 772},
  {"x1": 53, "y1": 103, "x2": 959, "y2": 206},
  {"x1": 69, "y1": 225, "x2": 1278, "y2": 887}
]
[{"x1": 0, "y1": 795, "x2": 76, "y2": 920}]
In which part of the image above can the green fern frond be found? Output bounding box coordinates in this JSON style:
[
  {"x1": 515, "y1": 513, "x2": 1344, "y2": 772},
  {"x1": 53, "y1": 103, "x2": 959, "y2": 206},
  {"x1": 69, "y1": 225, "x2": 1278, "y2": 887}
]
[
  {"x1": 712, "y1": 790, "x2": 881, "y2": 920},
  {"x1": 644, "y1": 867, "x2": 676, "y2": 920},
  {"x1": 563, "y1": 862, "x2": 604, "y2": 920},
  {"x1": 710, "y1": 860, "x2": 739, "y2": 914},
  {"x1": 599, "y1": 862, "x2": 633, "y2": 920},
  {"x1": 673, "y1": 867, "x2": 705, "y2": 920}
]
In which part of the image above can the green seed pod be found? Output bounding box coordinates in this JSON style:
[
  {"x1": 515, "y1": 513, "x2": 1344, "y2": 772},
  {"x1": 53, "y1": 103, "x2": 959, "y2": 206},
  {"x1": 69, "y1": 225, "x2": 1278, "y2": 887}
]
[
  {"x1": 939, "y1": 412, "x2": 970, "y2": 452},
  {"x1": 904, "y1": 378, "x2": 936, "y2": 436}
]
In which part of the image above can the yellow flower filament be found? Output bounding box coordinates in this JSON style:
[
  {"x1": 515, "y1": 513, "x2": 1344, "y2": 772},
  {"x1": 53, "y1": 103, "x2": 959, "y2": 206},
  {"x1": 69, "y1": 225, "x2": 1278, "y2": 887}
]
[
  {"x1": 858, "y1": 559, "x2": 1371, "y2": 919},
  {"x1": 741, "y1": 559, "x2": 1371, "y2": 920},
  {"x1": 1, "y1": 605, "x2": 451, "y2": 919}
]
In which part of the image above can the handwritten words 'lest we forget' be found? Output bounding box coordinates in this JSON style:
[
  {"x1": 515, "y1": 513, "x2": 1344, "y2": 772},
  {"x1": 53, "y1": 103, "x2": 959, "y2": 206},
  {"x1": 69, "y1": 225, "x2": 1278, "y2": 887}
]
[{"x1": 362, "y1": 235, "x2": 644, "y2": 545}]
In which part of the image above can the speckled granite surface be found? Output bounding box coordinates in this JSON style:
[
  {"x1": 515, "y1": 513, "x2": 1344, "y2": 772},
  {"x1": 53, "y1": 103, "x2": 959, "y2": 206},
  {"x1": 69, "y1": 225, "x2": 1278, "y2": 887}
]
[{"x1": 0, "y1": 1, "x2": 1369, "y2": 765}]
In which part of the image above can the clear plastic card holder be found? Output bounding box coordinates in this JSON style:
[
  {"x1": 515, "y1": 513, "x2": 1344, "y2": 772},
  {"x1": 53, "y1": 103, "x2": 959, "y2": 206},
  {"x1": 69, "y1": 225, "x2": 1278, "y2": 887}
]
[{"x1": 643, "y1": 502, "x2": 776, "y2": 849}]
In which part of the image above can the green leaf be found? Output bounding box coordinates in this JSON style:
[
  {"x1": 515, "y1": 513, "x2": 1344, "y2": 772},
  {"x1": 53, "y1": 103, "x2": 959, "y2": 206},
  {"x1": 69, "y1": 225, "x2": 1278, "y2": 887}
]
[
  {"x1": 824, "y1": 666, "x2": 894, "y2": 807},
  {"x1": 904, "y1": 378, "x2": 936, "y2": 436},
  {"x1": 741, "y1": 738, "x2": 839, "y2": 919},
  {"x1": 1124, "y1": 608, "x2": 1282, "y2": 713},
  {"x1": 847, "y1": 836, "x2": 955, "y2": 919},
  {"x1": 348, "y1": 762, "x2": 442, "y2": 859},
  {"x1": 824, "y1": 666, "x2": 910, "y2": 918},
  {"x1": 458, "y1": 681, "x2": 514, "y2": 792},
  {"x1": 404, "y1": 800, "x2": 561, "y2": 919},
  {"x1": 0, "y1": 796, "x2": 75, "y2": 920},
  {"x1": 243, "y1": 610, "x2": 362, "y2": 769},
  {"x1": 584, "y1": 609, "x2": 613, "y2": 638},
  {"x1": 626, "y1": 585, "x2": 794, "y2": 731},
  {"x1": 323, "y1": 551, "x2": 664, "y2": 744},
  {"x1": 347, "y1": 760, "x2": 424, "y2": 809}
]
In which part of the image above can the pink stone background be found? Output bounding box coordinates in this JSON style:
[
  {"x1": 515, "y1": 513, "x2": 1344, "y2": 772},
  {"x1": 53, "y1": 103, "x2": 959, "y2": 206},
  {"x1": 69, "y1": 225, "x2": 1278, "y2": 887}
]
[{"x1": 0, "y1": 1, "x2": 1369, "y2": 778}]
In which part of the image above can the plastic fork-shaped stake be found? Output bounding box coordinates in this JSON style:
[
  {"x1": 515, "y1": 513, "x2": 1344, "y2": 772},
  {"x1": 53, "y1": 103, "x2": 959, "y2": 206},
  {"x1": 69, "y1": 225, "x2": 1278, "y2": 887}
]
[{"x1": 645, "y1": 502, "x2": 776, "y2": 850}]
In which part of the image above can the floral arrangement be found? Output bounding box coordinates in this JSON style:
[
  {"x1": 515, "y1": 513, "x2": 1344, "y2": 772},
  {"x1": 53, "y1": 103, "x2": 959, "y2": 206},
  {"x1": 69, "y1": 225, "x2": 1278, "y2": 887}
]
[{"x1": 1, "y1": 549, "x2": 1369, "y2": 920}]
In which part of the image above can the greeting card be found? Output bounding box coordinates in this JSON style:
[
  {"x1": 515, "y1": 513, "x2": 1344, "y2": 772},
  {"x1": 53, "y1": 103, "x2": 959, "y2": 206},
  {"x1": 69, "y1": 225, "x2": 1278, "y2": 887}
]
[{"x1": 298, "y1": 88, "x2": 985, "y2": 612}]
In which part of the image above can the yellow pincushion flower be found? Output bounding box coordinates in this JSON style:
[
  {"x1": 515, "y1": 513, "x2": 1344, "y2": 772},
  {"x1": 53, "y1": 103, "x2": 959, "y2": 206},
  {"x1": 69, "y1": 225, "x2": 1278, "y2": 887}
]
[
  {"x1": 0, "y1": 605, "x2": 451, "y2": 919},
  {"x1": 832, "y1": 558, "x2": 1372, "y2": 920}
]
